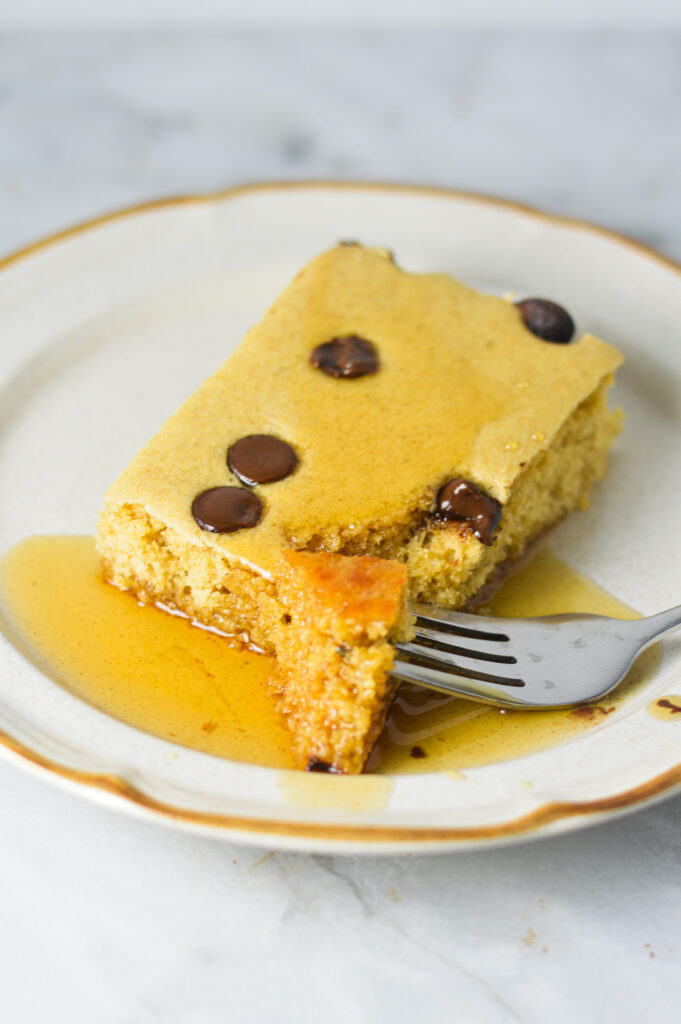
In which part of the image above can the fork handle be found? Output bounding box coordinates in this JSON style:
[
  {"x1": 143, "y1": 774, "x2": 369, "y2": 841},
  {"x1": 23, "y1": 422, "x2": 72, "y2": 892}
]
[{"x1": 635, "y1": 604, "x2": 681, "y2": 648}]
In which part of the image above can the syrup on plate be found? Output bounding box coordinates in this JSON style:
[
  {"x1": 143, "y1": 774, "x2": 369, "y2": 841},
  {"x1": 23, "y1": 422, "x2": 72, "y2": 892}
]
[{"x1": 0, "y1": 537, "x2": 658, "y2": 775}]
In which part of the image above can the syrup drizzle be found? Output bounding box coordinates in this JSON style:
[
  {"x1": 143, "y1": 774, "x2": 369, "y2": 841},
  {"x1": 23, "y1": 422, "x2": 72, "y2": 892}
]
[{"x1": 0, "y1": 537, "x2": 659, "y2": 775}]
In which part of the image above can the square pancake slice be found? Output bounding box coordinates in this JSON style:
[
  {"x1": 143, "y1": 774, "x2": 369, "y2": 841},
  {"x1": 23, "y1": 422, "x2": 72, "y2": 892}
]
[{"x1": 97, "y1": 244, "x2": 623, "y2": 773}]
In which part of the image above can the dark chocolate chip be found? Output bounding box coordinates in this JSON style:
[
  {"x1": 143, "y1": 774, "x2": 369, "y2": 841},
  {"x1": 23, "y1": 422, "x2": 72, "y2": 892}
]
[
  {"x1": 434, "y1": 478, "x2": 502, "y2": 546},
  {"x1": 306, "y1": 757, "x2": 341, "y2": 773},
  {"x1": 310, "y1": 335, "x2": 379, "y2": 379},
  {"x1": 227, "y1": 434, "x2": 298, "y2": 487},
  {"x1": 410, "y1": 745, "x2": 427, "y2": 759},
  {"x1": 516, "y1": 298, "x2": 575, "y2": 343},
  {"x1": 192, "y1": 486, "x2": 262, "y2": 534}
]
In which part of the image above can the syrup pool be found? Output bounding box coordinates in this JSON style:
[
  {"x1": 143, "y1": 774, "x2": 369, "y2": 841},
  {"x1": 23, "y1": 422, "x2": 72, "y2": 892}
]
[{"x1": 0, "y1": 537, "x2": 658, "y2": 775}]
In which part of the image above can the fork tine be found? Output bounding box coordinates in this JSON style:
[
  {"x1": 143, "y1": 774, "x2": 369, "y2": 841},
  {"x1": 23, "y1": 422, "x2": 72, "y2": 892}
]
[
  {"x1": 413, "y1": 624, "x2": 516, "y2": 661},
  {"x1": 411, "y1": 604, "x2": 511, "y2": 642},
  {"x1": 395, "y1": 642, "x2": 525, "y2": 687},
  {"x1": 391, "y1": 659, "x2": 528, "y2": 705}
]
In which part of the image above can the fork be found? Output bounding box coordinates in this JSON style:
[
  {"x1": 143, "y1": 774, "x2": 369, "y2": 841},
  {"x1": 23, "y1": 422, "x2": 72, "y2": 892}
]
[{"x1": 391, "y1": 603, "x2": 681, "y2": 709}]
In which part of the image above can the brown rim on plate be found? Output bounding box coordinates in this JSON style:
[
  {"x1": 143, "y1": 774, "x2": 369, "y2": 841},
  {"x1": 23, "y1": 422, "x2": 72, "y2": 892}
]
[
  {"x1": 2, "y1": 724, "x2": 681, "y2": 844},
  {"x1": 1, "y1": 180, "x2": 680, "y2": 846}
]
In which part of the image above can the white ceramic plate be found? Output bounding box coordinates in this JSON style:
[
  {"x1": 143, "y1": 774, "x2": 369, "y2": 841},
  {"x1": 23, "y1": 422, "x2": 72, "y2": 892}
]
[{"x1": 1, "y1": 183, "x2": 680, "y2": 855}]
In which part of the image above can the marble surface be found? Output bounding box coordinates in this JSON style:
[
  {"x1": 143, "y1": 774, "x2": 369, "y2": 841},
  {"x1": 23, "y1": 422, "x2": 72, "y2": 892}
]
[{"x1": 0, "y1": 30, "x2": 680, "y2": 1024}]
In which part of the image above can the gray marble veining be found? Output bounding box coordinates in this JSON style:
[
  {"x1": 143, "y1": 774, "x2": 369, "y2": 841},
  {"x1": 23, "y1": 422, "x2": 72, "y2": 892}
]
[{"x1": 1, "y1": 31, "x2": 680, "y2": 260}]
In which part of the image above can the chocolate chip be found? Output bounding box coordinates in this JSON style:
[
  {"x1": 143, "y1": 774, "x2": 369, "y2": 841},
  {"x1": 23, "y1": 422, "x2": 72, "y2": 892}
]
[
  {"x1": 191, "y1": 487, "x2": 262, "y2": 534},
  {"x1": 434, "y1": 478, "x2": 502, "y2": 546},
  {"x1": 310, "y1": 336, "x2": 379, "y2": 379},
  {"x1": 306, "y1": 757, "x2": 341, "y2": 773},
  {"x1": 227, "y1": 434, "x2": 298, "y2": 487},
  {"x1": 410, "y1": 745, "x2": 427, "y2": 759},
  {"x1": 516, "y1": 298, "x2": 575, "y2": 343}
]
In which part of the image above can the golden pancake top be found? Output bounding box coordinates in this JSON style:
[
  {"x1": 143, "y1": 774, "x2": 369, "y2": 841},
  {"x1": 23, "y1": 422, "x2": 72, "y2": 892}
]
[{"x1": 103, "y1": 245, "x2": 622, "y2": 575}]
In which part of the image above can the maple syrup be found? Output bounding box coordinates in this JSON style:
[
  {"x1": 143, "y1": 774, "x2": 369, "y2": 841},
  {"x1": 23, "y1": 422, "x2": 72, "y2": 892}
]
[
  {"x1": 647, "y1": 696, "x2": 681, "y2": 721},
  {"x1": 0, "y1": 537, "x2": 658, "y2": 776}
]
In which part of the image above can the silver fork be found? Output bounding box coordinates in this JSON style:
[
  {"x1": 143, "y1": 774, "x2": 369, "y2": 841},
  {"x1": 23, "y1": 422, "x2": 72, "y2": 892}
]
[{"x1": 391, "y1": 603, "x2": 681, "y2": 708}]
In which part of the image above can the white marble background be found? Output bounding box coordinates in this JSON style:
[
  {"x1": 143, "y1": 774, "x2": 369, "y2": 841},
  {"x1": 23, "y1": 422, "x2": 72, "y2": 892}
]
[{"x1": 1, "y1": 30, "x2": 680, "y2": 1024}]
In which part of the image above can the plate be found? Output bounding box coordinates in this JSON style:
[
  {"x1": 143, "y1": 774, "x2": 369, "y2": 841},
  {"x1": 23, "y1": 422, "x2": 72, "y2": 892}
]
[{"x1": 0, "y1": 182, "x2": 680, "y2": 855}]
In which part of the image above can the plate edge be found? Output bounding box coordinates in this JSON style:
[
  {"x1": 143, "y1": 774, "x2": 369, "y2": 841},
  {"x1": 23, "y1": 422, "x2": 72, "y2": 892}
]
[{"x1": 2, "y1": 178, "x2": 681, "y2": 846}]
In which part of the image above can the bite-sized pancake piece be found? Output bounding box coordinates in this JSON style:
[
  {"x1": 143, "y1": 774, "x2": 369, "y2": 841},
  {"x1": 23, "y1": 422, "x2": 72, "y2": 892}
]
[{"x1": 274, "y1": 552, "x2": 410, "y2": 774}]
